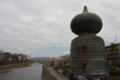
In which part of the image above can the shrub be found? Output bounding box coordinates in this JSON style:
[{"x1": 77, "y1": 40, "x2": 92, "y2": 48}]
[
  {"x1": 62, "y1": 64, "x2": 66, "y2": 68},
  {"x1": 54, "y1": 66, "x2": 60, "y2": 70},
  {"x1": 0, "y1": 60, "x2": 3, "y2": 64},
  {"x1": 57, "y1": 69, "x2": 63, "y2": 73},
  {"x1": 62, "y1": 68, "x2": 69, "y2": 77},
  {"x1": 66, "y1": 63, "x2": 70, "y2": 68},
  {"x1": 109, "y1": 70, "x2": 119, "y2": 75},
  {"x1": 0, "y1": 59, "x2": 4, "y2": 65},
  {"x1": 109, "y1": 68, "x2": 120, "y2": 75}
]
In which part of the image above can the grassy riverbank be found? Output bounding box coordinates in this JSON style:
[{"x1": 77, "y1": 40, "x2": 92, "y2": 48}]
[
  {"x1": 41, "y1": 70, "x2": 49, "y2": 80},
  {"x1": 0, "y1": 62, "x2": 33, "y2": 73}
]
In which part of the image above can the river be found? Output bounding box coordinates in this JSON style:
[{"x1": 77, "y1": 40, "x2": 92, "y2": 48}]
[{"x1": 0, "y1": 63, "x2": 43, "y2": 80}]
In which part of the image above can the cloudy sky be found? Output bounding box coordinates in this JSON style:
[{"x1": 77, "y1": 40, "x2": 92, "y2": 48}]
[{"x1": 0, "y1": 0, "x2": 120, "y2": 57}]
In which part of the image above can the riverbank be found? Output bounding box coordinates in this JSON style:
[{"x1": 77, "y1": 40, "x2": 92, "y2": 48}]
[
  {"x1": 0, "y1": 62, "x2": 32, "y2": 73},
  {"x1": 41, "y1": 71, "x2": 48, "y2": 80},
  {"x1": 0, "y1": 63, "x2": 43, "y2": 80}
]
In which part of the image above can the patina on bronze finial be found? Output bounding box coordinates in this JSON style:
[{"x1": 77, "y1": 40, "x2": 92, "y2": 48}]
[
  {"x1": 83, "y1": 6, "x2": 88, "y2": 13},
  {"x1": 71, "y1": 6, "x2": 102, "y2": 35}
]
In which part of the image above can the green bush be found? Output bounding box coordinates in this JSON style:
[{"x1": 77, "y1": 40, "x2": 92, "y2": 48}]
[
  {"x1": 109, "y1": 67, "x2": 114, "y2": 71},
  {"x1": 57, "y1": 69, "x2": 63, "y2": 73},
  {"x1": 109, "y1": 68, "x2": 120, "y2": 75},
  {"x1": 54, "y1": 66, "x2": 61, "y2": 70},
  {"x1": 62, "y1": 64, "x2": 66, "y2": 68},
  {"x1": 0, "y1": 59, "x2": 4, "y2": 64},
  {"x1": 65, "y1": 63, "x2": 70, "y2": 68},
  {"x1": 109, "y1": 70, "x2": 119, "y2": 75}
]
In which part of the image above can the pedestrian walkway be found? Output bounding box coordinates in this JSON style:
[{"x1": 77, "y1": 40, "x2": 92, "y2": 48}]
[{"x1": 49, "y1": 67, "x2": 69, "y2": 80}]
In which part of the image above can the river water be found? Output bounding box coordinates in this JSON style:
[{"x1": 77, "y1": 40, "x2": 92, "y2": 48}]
[{"x1": 0, "y1": 63, "x2": 43, "y2": 80}]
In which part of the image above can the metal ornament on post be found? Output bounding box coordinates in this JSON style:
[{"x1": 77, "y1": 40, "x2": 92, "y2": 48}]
[{"x1": 69, "y1": 6, "x2": 108, "y2": 80}]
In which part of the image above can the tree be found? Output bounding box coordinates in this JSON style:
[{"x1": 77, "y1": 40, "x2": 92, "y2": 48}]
[{"x1": 108, "y1": 35, "x2": 118, "y2": 68}]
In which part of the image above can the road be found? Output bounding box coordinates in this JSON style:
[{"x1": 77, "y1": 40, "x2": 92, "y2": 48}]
[{"x1": 0, "y1": 63, "x2": 43, "y2": 80}]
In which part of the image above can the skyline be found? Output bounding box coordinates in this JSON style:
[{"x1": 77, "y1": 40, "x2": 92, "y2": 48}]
[{"x1": 0, "y1": 0, "x2": 120, "y2": 57}]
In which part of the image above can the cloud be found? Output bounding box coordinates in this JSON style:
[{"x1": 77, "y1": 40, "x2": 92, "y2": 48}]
[
  {"x1": 0, "y1": 0, "x2": 120, "y2": 57},
  {"x1": 63, "y1": 51, "x2": 70, "y2": 54}
]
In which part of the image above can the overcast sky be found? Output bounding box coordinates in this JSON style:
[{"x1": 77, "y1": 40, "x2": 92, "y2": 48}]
[{"x1": 0, "y1": 0, "x2": 120, "y2": 57}]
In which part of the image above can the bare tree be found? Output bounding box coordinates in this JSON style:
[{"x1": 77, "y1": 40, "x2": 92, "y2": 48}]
[{"x1": 108, "y1": 34, "x2": 117, "y2": 68}]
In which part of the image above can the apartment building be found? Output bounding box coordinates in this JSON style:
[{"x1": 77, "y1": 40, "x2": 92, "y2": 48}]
[
  {"x1": 4, "y1": 52, "x2": 12, "y2": 62},
  {"x1": 0, "y1": 50, "x2": 4, "y2": 59},
  {"x1": 105, "y1": 43, "x2": 120, "y2": 67}
]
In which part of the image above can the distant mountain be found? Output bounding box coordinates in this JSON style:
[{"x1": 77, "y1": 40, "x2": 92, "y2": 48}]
[
  {"x1": 35, "y1": 54, "x2": 70, "y2": 60},
  {"x1": 60, "y1": 54, "x2": 70, "y2": 58},
  {"x1": 36, "y1": 57, "x2": 51, "y2": 60}
]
